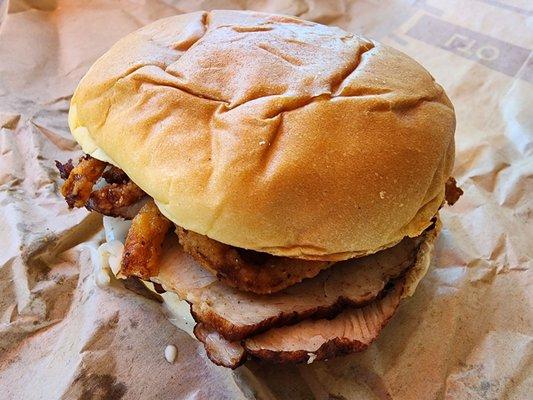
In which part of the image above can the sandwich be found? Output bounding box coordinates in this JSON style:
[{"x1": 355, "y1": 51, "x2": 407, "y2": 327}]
[{"x1": 56, "y1": 10, "x2": 463, "y2": 368}]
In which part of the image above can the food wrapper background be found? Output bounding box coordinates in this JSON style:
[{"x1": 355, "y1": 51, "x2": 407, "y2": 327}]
[{"x1": 0, "y1": 0, "x2": 531, "y2": 398}]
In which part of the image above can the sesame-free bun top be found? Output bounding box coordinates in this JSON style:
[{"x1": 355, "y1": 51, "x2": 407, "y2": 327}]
[{"x1": 69, "y1": 10, "x2": 455, "y2": 260}]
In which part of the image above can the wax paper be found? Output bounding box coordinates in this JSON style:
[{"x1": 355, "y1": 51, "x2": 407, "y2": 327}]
[{"x1": 0, "y1": 0, "x2": 531, "y2": 399}]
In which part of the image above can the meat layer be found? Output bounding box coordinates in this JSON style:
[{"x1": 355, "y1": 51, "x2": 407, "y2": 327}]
[
  {"x1": 177, "y1": 227, "x2": 333, "y2": 294},
  {"x1": 153, "y1": 230, "x2": 428, "y2": 341},
  {"x1": 193, "y1": 280, "x2": 404, "y2": 368},
  {"x1": 194, "y1": 324, "x2": 247, "y2": 369},
  {"x1": 244, "y1": 279, "x2": 404, "y2": 363}
]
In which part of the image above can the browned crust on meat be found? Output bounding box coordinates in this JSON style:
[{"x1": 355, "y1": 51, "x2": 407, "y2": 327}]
[
  {"x1": 102, "y1": 165, "x2": 129, "y2": 184},
  {"x1": 246, "y1": 337, "x2": 369, "y2": 364},
  {"x1": 190, "y1": 280, "x2": 403, "y2": 367},
  {"x1": 189, "y1": 250, "x2": 415, "y2": 342},
  {"x1": 189, "y1": 296, "x2": 373, "y2": 343},
  {"x1": 445, "y1": 177, "x2": 463, "y2": 206},
  {"x1": 243, "y1": 280, "x2": 404, "y2": 364},
  {"x1": 55, "y1": 159, "x2": 74, "y2": 180},
  {"x1": 59, "y1": 155, "x2": 107, "y2": 207},
  {"x1": 150, "y1": 224, "x2": 433, "y2": 342},
  {"x1": 194, "y1": 323, "x2": 247, "y2": 369},
  {"x1": 119, "y1": 200, "x2": 172, "y2": 279},
  {"x1": 86, "y1": 181, "x2": 146, "y2": 218},
  {"x1": 177, "y1": 227, "x2": 333, "y2": 294},
  {"x1": 56, "y1": 156, "x2": 147, "y2": 216}
]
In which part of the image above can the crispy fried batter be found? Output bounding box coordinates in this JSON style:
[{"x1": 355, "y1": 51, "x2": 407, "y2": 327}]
[
  {"x1": 177, "y1": 227, "x2": 333, "y2": 294},
  {"x1": 86, "y1": 181, "x2": 146, "y2": 218},
  {"x1": 57, "y1": 156, "x2": 147, "y2": 216},
  {"x1": 102, "y1": 166, "x2": 129, "y2": 184},
  {"x1": 119, "y1": 200, "x2": 172, "y2": 280},
  {"x1": 55, "y1": 159, "x2": 74, "y2": 180},
  {"x1": 445, "y1": 177, "x2": 463, "y2": 206},
  {"x1": 59, "y1": 155, "x2": 107, "y2": 208}
]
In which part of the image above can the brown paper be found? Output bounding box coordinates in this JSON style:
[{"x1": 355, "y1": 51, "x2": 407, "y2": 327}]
[{"x1": 0, "y1": 0, "x2": 531, "y2": 398}]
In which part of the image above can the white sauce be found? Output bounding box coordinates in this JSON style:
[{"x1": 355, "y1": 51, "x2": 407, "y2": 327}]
[
  {"x1": 95, "y1": 269, "x2": 111, "y2": 286},
  {"x1": 90, "y1": 244, "x2": 113, "y2": 288},
  {"x1": 164, "y1": 345, "x2": 178, "y2": 363},
  {"x1": 141, "y1": 280, "x2": 196, "y2": 339},
  {"x1": 98, "y1": 240, "x2": 125, "y2": 276},
  {"x1": 307, "y1": 353, "x2": 317, "y2": 364},
  {"x1": 161, "y1": 292, "x2": 196, "y2": 338},
  {"x1": 101, "y1": 216, "x2": 197, "y2": 340},
  {"x1": 103, "y1": 216, "x2": 131, "y2": 243}
]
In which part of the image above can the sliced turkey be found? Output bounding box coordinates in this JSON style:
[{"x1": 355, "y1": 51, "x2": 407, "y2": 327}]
[
  {"x1": 243, "y1": 279, "x2": 404, "y2": 363},
  {"x1": 194, "y1": 323, "x2": 247, "y2": 368},
  {"x1": 152, "y1": 230, "x2": 428, "y2": 341},
  {"x1": 193, "y1": 280, "x2": 404, "y2": 368}
]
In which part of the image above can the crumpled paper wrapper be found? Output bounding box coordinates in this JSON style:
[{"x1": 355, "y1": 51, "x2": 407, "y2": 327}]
[{"x1": 0, "y1": 0, "x2": 531, "y2": 398}]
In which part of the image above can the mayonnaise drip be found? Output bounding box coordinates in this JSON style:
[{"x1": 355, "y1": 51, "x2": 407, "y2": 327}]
[{"x1": 99, "y1": 216, "x2": 196, "y2": 339}]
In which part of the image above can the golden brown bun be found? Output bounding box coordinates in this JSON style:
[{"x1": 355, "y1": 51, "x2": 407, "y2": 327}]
[{"x1": 69, "y1": 10, "x2": 455, "y2": 260}]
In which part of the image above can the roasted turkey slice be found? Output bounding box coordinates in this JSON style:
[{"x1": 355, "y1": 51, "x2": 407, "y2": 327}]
[
  {"x1": 152, "y1": 227, "x2": 433, "y2": 341},
  {"x1": 194, "y1": 280, "x2": 404, "y2": 368}
]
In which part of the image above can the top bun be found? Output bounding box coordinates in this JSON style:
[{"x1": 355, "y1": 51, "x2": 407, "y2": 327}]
[{"x1": 69, "y1": 10, "x2": 455, "y2": 260}]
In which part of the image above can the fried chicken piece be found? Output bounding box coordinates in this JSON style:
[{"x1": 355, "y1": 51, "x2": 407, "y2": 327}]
[
  {"x1": 56, "y1": 156, "x2": 147, "y2": 217},
  {"x1": 58, "y1": 155, "x2": 107, "y2": 208},
  {"x1": 102, "y1": 165, "x2": 129, "y2": 184},
  {"x1": 445, "y1": 177, "x2": 463, "y2": 206},
  {"x1": 119, "y1": 200, "x2": 172, "y2": 280},
  {"x1": 177, "y1": 227, "x2": 333, "y2": 294},
  {"x1": 86, "y1": 181, "x2": 146, "y2": 218},
  {"x1": 55, "y1": 159, "x2": 74, "y2": 180}
]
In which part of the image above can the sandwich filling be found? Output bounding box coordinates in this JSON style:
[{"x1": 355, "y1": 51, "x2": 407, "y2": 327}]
[
  {"x1": 56, "y1": 154, "x2": 462, "y2": 293},
  {"x1": 56, "y1": 154, "x2": 461, "y2": 367}
]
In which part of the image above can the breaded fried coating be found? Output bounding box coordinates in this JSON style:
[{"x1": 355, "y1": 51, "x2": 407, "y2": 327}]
[
  {"x1": 59, "y1": 155, "x2": 107, "y2": 208},
  {"x1": 55, "y1": 159, "x2": 74, "y2": 180},
  {"x1": 177, "y1": 227, "x2": 332, "y2": 294},
  {"x1": 119, "y1": 200, "x2": 172, "y2": 279},
  {"x1": 102, "y1": 166, "x2": 129, "y2": 184},
  {"x1": 86, "y1": 181, "x2": 146, "y2": 218}
]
